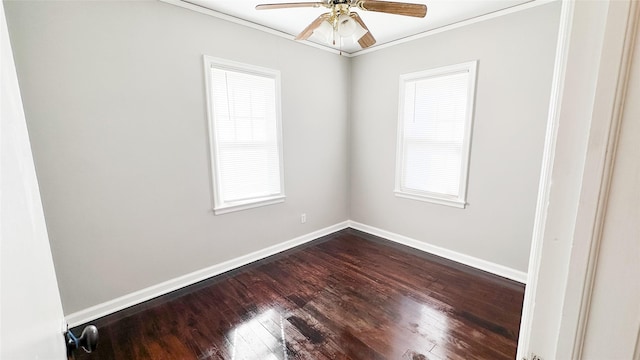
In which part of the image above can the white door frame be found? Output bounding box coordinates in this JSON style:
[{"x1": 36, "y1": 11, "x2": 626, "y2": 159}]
[
  {"x1": 559, "y1": 2, "x2": 639, "y2": 358},
  {"x1": 517, "y1": 0, "x2": 640, "y2": 359},
  {"x1": 516, "y1": 0, "x2": 575, "y2": 356}
]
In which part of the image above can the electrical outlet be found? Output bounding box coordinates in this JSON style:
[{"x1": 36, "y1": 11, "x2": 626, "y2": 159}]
[{"x1": 300, "y1": 213, "x2": 307, "y2": 223}]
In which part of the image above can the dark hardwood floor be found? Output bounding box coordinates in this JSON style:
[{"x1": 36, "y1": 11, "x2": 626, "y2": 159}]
[{"x1": 72, "y1": 229, "x2": 525, "y2": 360}]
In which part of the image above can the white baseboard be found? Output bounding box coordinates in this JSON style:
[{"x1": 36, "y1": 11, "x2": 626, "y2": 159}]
[
  {"x1": 65, "y1": 221, "x2": 349, "y2": 327},
  {"x1": 66, "y1": 219, "x2": 526, "y2": 327},
  {"x1": 348, "y1": 221, "x2": 528, "y2": 284}
]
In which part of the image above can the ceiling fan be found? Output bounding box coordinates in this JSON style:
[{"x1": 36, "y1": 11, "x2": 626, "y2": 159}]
[{"x1": 255, "y1": 0, "x2": 428, "y2": 49}]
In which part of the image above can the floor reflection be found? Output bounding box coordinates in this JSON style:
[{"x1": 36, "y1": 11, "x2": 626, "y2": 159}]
[
  {"x1": 394, "y1": 295, "x2": 449, "y2": 356},
  {"x1": 228, "y1": 308, "x2": 287, "y2": 360},
  {"x1": 414, "y1": 298, "x2": 449, "y2": 343}
]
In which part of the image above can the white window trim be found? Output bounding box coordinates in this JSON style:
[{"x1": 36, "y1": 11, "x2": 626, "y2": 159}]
[
  {"x1": 203, "y1": 55, "x2": 286, "y2": 215},
  {"x1": 394, "y1": 60, "x2": 478, "y2": 209}
]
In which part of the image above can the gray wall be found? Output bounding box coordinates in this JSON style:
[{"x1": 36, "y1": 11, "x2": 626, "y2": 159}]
[
  {"x1": 6, "y1": 0, "x2": 561, "y2": 316},
  {"x1": 349, "y1": 2, "x2": 561, "y2": 272},
  {"x1": 5, "y1": 0, "x2": 350, "y2": 314}
]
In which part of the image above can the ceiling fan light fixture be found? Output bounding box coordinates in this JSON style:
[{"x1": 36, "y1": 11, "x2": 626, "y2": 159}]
[
  {"x1": 336, "y1": 13, "x2": 356, "y2": 37},
  {"x1": 312, "y1": 19, "x2": 334, "y2": 43}
]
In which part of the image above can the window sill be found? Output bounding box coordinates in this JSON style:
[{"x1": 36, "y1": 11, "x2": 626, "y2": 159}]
[
  {"x1": 214, "y1": 195, "x2": 285, "y2": 215},
  {"x1": 394, "y1": 191, "x2": 467, "y2": 209}
]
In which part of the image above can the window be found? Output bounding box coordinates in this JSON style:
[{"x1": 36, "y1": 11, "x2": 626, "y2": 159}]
[
  {"x1": 203, "y1": 56, "x2": 285, "y2": 214},
  {"x1": 395, "y1": 61, "x2": 477, "y2": 208}
]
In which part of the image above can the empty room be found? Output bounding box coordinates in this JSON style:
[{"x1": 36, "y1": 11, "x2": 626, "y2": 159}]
[{"x1": 2, "y1": 0, "x2": 639, "y2": 359}]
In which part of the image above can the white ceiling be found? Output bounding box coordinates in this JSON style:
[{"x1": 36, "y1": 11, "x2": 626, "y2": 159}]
[{"x1": 180, "y1": 0, "x2": 536, "y2": 54}]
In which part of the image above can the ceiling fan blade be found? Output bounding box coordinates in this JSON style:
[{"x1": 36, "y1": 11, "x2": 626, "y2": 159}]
[
  {"x1": 358, "y1": 0, "x2": 427, "y2": 18},
  {"x1": 295, "y1": 13, "x2": 331, "y2": 40},
  {"x1": 351, "y1": 12, "x2": 376, "y2": 48},
  {"x1": 255, "y1": 2, "x2": 326, "y2": 10}
]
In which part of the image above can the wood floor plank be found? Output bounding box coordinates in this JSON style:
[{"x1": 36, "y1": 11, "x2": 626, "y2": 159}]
[{"x1": 73, "y1": 229, "x2": 524, "y2": 360}]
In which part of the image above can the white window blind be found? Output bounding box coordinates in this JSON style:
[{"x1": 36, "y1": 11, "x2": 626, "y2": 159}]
[
  {"x1": 204, "y1": 56, "x2": 285, "y2": 214},
  {"x1": 395, "y1": 61, "x2": 477, "y2": 208}
]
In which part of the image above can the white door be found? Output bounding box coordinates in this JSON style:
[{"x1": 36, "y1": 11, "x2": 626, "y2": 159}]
[
  {"x1": 0, "y1": 2, "x2": 67, "y2": 358},
  {"x1": 580, "y1": 17, "x2": 640, "y2": 360}
]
